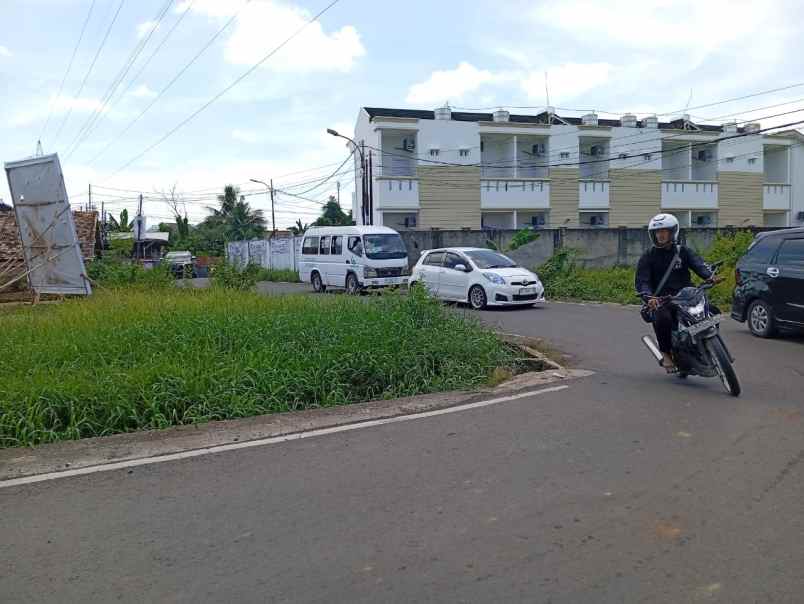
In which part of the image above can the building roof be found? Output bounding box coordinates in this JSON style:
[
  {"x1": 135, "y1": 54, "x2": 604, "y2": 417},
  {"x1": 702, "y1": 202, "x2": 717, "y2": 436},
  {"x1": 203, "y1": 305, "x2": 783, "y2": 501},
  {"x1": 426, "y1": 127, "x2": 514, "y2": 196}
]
[
  {"x1": 363, "y1": 107, "x2": 732, "y2": 133},
  {"x1": 0, "y1": 210, "x2": 98, "y2": 262}
]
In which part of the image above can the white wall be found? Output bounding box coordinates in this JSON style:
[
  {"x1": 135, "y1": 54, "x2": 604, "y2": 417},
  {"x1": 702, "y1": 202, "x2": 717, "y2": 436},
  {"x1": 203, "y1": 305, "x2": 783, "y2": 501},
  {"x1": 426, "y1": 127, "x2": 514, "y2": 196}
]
[
  {"x1": 718, "y1": 133, "x2": 763, "y2": 174},
  {"x1": 353, "y1": 109, "x2": 381, "y2": 225},
  {"x1": 763, "y1": 145, "x2": 789, "y2": 182},
  {"x1": 662, "y1": 142, "x2": 689, "y2": 180},
  {"x1": 791, "y1": 141, "x2": 804, "y2": 226},
  {"x1": 417, "y1": 118, "x2": 479, "y2": 166},
  {"x1": 609, "y1": 127, "x2": 662, "y2": 171},
  {"x1": 481, "y1": 135, "x2": 513, "y2": 177}
]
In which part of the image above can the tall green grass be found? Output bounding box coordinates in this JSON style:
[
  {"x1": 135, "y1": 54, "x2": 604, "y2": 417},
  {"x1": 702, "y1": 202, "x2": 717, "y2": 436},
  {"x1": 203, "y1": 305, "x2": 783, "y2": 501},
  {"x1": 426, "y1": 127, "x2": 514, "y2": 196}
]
[{"x1": 0, "y1": 287, "x2": 517, "y2": 447}]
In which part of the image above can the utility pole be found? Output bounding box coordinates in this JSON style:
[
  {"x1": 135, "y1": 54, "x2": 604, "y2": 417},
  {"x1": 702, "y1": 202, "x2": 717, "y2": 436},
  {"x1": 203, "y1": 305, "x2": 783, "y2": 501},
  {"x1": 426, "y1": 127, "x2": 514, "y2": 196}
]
[
  {"x1": 336, "y1": 180, "x2": 340, "y2": 206},
  {"x1": 270, "y1": 178, "x2": 276, "y2": 238},
  {"x1": 88, "y1": 183, "x2": 92, "y2": 212}
]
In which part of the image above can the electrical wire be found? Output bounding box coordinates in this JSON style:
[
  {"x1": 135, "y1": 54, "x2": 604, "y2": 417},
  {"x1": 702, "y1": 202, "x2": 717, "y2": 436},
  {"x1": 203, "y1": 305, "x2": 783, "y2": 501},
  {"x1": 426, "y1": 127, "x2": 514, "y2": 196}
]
[
  {"x1": 101, "y1": 0, "x2": 342, "y2": 180},
  {"x1": 39, "y1": 0, "x2": 97, "y2": 143},
  {"x1": 53, "y1": 0, "x2": 126, "y2": 144}
]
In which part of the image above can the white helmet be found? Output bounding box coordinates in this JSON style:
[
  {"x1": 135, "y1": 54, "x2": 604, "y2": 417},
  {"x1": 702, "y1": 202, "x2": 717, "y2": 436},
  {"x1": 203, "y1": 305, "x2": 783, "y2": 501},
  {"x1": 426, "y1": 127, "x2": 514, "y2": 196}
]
[{"x1": 648, "y1": 213, "x2": 679, "y2": 247}]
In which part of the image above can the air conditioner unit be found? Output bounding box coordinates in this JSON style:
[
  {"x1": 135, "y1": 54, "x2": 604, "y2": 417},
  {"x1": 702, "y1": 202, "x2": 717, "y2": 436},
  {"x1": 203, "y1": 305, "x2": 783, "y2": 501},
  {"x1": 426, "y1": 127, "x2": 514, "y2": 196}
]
[
  {"x1": 404, "y1": 216, "x2": 417, "y2": 228},
  {"x1": 532, "y1": 143, "x2": 546, "y2": 156},
  {"x1": 696, "y1": 215, "x2": 712, "y2": 226},
  {"x1": 590, "y1": 215, "x2": 601, "y2": 226},
  {"x1": 590, "y1": 144, "x2": 605, "y2": 156},
  {"x1": 401, "y1": 137, "x2": 416, "y2": 152},
  {"x1": 696, "y1": 149, "x2": 713, "y2": 162},
  {"x1": 531, "y1": 215, "x2": 545, "y2": 226},
  {"x1": 797, "y1": 211, "x2": 804, "y2": 221}
]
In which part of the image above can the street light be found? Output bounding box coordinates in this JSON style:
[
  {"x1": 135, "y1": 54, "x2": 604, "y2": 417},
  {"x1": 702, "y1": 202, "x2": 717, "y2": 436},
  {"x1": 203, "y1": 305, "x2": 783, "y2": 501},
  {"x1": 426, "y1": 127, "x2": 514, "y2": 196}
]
[
  {"x1": 327, "y1": 127, "x2": 369, "y2": 224},
  {"x1": 250, "y1": 178, "x2": 276, "y2": 237}
]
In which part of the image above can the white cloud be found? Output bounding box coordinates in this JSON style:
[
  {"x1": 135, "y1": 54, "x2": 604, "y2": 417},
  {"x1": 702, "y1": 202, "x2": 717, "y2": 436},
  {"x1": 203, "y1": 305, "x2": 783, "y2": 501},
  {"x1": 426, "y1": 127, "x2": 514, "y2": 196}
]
[
  {"x1": 130, "y1": 84, "x2": 157, "y2": 98},
  {"x1": 231, "y1": 129, "x2": 259, "y2": 143},
  {"x1": 0, "y1": 45, "x2": 11, "y2": 57},
  {"x1": 522, "y1": 63, "x2": 612, "y2": 104},
  {"x1": 406, "y1": 62, "x2": 505, "y2": 105},
  {"x1": 8, "y1": 96, "x2": 107, "y2": 127},
  {"x1": 136, "y1": 21, "x2": 158, "y2": 39},
  {"x1": 186, "y1": 0, "x2": 365, "y2": 73}
]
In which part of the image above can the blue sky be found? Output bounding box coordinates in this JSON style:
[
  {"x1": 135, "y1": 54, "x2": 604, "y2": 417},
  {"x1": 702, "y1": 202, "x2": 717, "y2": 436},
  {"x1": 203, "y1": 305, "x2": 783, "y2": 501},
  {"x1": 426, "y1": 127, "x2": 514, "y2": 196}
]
[{"x1": 1, "y1": 0, "x2": 802, "y2": 229}]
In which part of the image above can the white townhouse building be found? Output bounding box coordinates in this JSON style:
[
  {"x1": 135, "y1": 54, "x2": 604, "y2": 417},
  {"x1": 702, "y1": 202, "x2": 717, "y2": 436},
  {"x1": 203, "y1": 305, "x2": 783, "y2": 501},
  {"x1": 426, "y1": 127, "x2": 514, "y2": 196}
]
[{"x1": 350, "y1": 105, "x2": 804, "y2": 231}]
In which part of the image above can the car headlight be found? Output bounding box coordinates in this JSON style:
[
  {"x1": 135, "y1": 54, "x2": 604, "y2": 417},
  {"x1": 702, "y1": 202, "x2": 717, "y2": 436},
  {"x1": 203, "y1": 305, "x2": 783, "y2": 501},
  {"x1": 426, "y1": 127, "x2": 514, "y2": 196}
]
[
  {"x1": 482, "y1": 272, "x2": 506, "y2": 285},
  {"x1": 364, "y1": 267, "x2": 378, "y2": 278}
]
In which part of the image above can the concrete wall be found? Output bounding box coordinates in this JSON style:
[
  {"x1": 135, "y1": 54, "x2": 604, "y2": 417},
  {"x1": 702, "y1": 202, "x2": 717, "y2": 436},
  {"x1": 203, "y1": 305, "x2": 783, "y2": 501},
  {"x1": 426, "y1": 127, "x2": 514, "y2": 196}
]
[{"x1": 399, "y1": 226, "x2": 779, "y2": 270}]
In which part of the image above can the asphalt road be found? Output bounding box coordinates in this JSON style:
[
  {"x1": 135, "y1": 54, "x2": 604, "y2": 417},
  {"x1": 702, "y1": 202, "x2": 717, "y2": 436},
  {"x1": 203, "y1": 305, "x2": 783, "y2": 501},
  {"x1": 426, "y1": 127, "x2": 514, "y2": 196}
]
[{"x1": 2, "y1": 303, "x2": 803, "y2": 603}]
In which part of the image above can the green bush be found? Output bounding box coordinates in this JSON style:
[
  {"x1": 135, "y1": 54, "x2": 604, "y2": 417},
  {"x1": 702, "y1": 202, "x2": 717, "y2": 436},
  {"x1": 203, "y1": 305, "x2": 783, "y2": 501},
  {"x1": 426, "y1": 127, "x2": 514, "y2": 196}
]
[
  {"x1": 87, "y1": 258, "x2": 174, "y2": 289},
  {"x1": 0, "y1": 287, "x2": 519, "y2": 447},
  {"x1": 507, "y1": 228, "x2": 539, "y2": 251},
  {"x1": 211, "y1": 263, "x2": 300, "y2": 290}
]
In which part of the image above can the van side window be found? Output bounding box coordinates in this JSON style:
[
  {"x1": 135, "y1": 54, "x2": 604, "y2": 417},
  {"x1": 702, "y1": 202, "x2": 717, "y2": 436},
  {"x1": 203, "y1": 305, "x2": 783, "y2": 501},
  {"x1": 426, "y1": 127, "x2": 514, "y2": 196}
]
[
  {"x1": 331, "y1": 235, "x2": 343, "y2": 255},
  {"x1": 777, "y1": 238, "x2": 804, "y2": 267},
  {"x1": 745, "y1": 237, "x2": 780, "y2": 264},
  {"x1": 302, "y1": 237, "x2": 319, "y2": 255},
  {"x1": 319, "y1": 236, "x2": 331, "y2": 255},
  {"x1": 348, "y1": 236, "x2": 363, "y2": 256}
]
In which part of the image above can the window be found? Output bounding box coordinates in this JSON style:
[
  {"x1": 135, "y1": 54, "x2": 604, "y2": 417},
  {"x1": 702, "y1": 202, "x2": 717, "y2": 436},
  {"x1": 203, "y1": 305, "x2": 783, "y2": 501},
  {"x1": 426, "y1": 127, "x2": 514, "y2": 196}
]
[
  {"x1": 459, "y1": 149, "x2": 470, "y2": 158},
  {"x1": 319, "y1": 236, "x2": 331, "y2": 255},
  {"x1": 429, "y1": 148, "x2": 440, "y2": 157},
  {"x1": 464, "y1": 250, "x2": 517, "y2": 269},
  {"x1": 347, "y1": 236, "x2": 363, "y2": 256},
  {"x1": 331, "y1": 235, "x2": 343, "y2": 255},
  {"x1": 444, "y1": 253, "x2": 468, "y2": 271},
  {"x1": 745, "y1": 236, "x2": 781, "y2": 264},
  {"x1": 364, "y1": 234, "x2": 407, "y2": 260},
  {"x1": 424, "y1": 251, "x2": 445, "y2": 266},
  {"x1": 560, "y1": 152, "x2": 570, "y2": 159},
  {"x1": 302, "y1": 236, "x2": 319, "y2": 255},
  {"x1": 748, "y1": 157, "x2": 757, "y2": 165},
  {"x1": 642, "y1": 153, "x2": 652, "y2": 161},
  {"x1": 777, "y1": 238, "x2": 804, "y2": 267}
]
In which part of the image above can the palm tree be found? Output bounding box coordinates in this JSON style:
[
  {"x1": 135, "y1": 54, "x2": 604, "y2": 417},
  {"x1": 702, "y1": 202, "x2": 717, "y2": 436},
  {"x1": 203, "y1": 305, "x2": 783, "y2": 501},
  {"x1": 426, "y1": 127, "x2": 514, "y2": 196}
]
[
  {"x1": 107, "y1": 209, "x2": 132, "y2": 232},
  {"x1": 204, "y1": 185, "x2": 266, "y2": 241},
  {"x1": 289, "y1": 218, "x2": 308, "y2": 235}
]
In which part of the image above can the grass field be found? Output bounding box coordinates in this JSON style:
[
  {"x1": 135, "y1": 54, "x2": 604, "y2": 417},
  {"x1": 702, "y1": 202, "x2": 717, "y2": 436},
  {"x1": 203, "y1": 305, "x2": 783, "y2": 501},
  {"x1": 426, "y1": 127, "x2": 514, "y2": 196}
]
[{"x1": 0, "y1": 287, "x2": 519, "y2": 447}]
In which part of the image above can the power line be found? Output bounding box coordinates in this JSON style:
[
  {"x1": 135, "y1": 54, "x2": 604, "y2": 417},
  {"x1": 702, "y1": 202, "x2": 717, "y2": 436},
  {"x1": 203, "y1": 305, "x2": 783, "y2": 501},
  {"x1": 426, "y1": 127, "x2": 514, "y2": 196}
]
[
  {"x1": 52, "y1": 0, "x2": 126, "y2": 144},
  {"x1": 84, "y1": 0, "x2": 251, "y2": 169},
  {"x1": 103, "y1": 0, "x2": 343, "y2": 180},
  {"x1": 39, "y1": 0, "x2": 97, "y2": 143},
  {"x1": 65, "y1": 0, "x2": 176, "y2": 159}
]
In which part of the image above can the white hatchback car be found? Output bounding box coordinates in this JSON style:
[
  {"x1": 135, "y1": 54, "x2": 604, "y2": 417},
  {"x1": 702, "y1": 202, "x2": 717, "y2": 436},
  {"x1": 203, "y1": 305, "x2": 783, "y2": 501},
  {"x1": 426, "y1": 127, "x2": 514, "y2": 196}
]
[{"x1": 410, "y1": 247, "x2": 545, "y2": 310}]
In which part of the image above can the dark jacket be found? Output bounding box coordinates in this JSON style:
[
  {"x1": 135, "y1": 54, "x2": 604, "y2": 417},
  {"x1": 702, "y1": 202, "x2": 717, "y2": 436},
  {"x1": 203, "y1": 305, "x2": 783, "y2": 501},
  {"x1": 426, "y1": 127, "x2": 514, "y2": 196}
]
[{"x1": 635, "y1": 245, "x2": 712, "y2": 298}]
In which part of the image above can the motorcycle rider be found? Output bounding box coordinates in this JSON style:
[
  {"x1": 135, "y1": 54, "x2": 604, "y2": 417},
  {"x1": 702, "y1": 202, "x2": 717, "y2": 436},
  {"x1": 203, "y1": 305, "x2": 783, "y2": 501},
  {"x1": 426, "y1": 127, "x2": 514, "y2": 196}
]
[{"x1": 635, "y1": 214, "x2": 716, "y2": 372}]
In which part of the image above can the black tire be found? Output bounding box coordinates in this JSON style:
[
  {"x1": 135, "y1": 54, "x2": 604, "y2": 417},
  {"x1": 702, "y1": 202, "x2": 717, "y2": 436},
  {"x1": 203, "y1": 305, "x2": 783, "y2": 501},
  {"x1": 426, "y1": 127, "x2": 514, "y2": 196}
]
[
  {"x1": 311, "y1": 271, "x2": 326, "y2": 293},
  {"x1": 345, "y1": 272, "x2": 361, "y2": 295},
  {"x1": 706, "y1": 336, "x2": 741, "y2": 397},
  {"x1": 468, "y1": 285, "x2": 487, "y2": 310},
  {"x1": 747, "y1": 299, "x2": 776, "y2": 338}
]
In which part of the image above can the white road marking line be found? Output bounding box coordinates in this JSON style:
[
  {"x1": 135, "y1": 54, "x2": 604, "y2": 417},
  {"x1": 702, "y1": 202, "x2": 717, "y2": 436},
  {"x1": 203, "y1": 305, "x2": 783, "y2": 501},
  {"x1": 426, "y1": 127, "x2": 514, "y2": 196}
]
[{"x1": 1, "y1": 385, "x2": 569, "y2": 489}]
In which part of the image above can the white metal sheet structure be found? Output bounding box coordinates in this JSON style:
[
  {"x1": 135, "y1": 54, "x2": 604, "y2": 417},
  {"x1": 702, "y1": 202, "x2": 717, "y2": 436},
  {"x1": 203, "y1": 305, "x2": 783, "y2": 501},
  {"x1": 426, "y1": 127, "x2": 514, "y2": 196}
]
[{"x1": 4, "y1": 153, "x2": 91, "y2": 295}]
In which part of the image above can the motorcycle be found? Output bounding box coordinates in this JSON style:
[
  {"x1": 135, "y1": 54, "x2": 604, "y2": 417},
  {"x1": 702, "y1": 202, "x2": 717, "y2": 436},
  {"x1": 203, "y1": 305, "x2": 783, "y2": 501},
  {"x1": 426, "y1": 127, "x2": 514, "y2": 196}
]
[{"x1": 640, "y1": 260, "x2": 741, "y2": 397}]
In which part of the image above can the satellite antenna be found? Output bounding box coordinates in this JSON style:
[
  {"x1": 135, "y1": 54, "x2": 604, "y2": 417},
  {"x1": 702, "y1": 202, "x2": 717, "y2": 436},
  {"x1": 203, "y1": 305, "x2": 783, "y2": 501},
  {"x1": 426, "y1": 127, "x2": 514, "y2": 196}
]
[{"x1": 35, "y1": 140, "x2": 43, "y2": 157}]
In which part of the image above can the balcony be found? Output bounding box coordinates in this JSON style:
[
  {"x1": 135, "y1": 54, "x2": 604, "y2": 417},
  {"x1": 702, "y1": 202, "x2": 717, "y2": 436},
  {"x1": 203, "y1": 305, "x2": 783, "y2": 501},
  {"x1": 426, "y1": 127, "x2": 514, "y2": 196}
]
[
  {"x1": 481, "y1": 178, "x2": 550, "y2": 209},
  {"x1": 578, "y1": 180, "x2": 609, "y2": 209},
  {"x1": 661, "y1": 181, "x2": 718, "y2": 209},
  {"x1": 374, "y1": 177, "x2": 419, "y2": 210},
  {"x1": 763, "y1": 183, "x2": 791, "y2": 210}
]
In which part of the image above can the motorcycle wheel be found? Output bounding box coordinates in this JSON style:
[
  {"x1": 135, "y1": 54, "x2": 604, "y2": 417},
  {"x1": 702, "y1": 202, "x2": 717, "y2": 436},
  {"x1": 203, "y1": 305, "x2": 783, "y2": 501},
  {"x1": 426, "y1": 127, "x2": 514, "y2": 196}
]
[{"x1": 705, "y1": 336, "x2": 741, "y2": 397}]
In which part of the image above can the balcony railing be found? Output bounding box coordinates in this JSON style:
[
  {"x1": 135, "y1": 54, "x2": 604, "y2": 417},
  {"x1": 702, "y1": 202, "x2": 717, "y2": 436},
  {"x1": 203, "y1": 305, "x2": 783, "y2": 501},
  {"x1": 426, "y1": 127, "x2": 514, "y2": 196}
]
[
  {"x1": 763, "y1": 183, "x2": 791, "y2": 210},
  {"x1": 579, "y1": 180, "x2": 610, "y2": 209},
  {"x1": 661, "y1": 180, "x2": 718, "y2": 209},
  {"x1": 374, "y1": 177, "x2": 419, "y2": 210},
  {"x1": 480, "y1": 178, "x2": 550, "y2": 209}
]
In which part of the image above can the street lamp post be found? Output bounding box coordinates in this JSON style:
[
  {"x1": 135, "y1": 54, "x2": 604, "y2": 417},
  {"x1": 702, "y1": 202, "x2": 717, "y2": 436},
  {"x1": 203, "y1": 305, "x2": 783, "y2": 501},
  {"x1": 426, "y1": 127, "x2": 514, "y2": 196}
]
[
  {"x1": 327, "y1": 128, "x2": 370, "y2": 225},
  {"x1": 250, "y1": 178, "x2": 276, "y2": 237}
]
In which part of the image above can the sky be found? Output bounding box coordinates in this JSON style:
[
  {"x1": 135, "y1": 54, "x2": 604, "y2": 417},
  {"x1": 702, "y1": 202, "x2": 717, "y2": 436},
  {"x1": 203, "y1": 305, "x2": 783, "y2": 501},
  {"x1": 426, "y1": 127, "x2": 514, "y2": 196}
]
[{"x1": 1, "y1": 0, "x2": 803, "y2": 230}]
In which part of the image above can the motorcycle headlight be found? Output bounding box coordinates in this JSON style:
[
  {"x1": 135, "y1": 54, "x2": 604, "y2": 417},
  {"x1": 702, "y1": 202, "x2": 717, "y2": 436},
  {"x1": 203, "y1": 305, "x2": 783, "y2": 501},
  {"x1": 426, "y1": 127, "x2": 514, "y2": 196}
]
[
  {"x1": 687, "y1": 300, "x2": 706, "y2": 317},
  {"x1": 364, "y1": 267, "x2": 378, "y2": 278},
  {"x1": 482, "y1": 272, "x2": 506, "y2": 285}
]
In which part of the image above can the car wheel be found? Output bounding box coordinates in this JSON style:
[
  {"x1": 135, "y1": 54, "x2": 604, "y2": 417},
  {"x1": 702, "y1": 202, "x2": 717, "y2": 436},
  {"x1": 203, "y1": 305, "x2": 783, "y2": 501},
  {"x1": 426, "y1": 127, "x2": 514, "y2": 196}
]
[
  {"x1": 468, "y1": 285, "x2": 487, "y2": 310},
  {"x1": 748, "y1": 299, "x2": 775, "y2": 338},
  {"x1": 346, "y1": 273, "x2": 361, "y2": 295},
  {"x1": 311, "y1": 271, "x2": 326, "y2": 293}
]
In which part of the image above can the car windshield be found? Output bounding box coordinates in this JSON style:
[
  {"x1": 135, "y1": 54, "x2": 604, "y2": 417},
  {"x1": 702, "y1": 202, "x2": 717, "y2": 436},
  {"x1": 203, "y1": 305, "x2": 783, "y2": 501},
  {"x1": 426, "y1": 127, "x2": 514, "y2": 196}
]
[
  {"x1": 465, "y1": 250, "x2": 518, "y2": 269},
  {"x1": 364, "y1": 234, "x2": 407, "y2": 260}
]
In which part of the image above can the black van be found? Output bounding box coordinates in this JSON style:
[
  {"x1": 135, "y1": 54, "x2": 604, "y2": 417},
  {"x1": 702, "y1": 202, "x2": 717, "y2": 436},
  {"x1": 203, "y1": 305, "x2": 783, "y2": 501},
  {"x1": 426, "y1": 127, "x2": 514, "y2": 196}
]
[{"x1": 732, "y1": 227, "x2": 804, "y2": 337}]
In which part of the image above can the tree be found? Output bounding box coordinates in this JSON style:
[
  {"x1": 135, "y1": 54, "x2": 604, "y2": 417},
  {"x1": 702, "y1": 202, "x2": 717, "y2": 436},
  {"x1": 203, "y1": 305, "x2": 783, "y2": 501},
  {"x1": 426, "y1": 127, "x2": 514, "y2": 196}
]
[
  {"x1": 289, "y1": 218, "x2": 308, "y2": 236},
  {"x1": 312, "y1": 196, "x2": 353, "y2": 227},
  {"x1": 192, "y1": 185, "x2": 266, "y2": 251},
  {"x1": 107, "y1": 209, "x2": 132, "y2": 232},
  {"x1": 158, "y1": 183, "x2": 190, "y2": 241}
]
